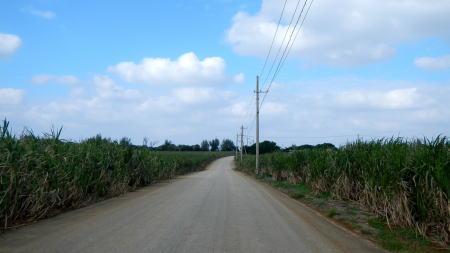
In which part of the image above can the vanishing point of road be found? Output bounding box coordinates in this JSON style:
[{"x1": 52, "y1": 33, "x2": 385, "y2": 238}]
[{"x1": 0, "y1": 157, "x2": 384, "y2": 253}]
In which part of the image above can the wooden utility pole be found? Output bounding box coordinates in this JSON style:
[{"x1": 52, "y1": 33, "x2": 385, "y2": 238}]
[
  {"x1": 240, "y1": 125, "x2": 244, "y2": 162},
  {"x1": 255, "y1": 76, "x2": 266, "y2": 175},
  {"x1": 235, "y1": 133, "x2": 239, "y2": 160},
  {"x1": 255, "y1": 76, "x2": 260, "y2": 175}
]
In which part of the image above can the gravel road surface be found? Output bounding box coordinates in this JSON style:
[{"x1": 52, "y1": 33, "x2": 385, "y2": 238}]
[{"x1": 0, "y1": 156, "x2": 384, "y2": 253}]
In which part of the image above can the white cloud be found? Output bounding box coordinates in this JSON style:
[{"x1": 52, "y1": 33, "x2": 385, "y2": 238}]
[
  {"x1": 70, "y1": 86, "x2": 85, "y2": 97},
  {"x1": 173, "y1": 87, "x2": 213, "y2": 104},
  {"x1": 254, "y1": 80, "x2": 450, "y2": 146},
  {"x1": 226, "y1": 0, "x2": 450, "y2": 67},
  {"x1": 137, "y1": 96, "x2": 178, "y2": 113},
  {"x1": 32, "y1": 74, "x2": 80, "y2": 85},
  {"x1": 58, "y1": 75, "x2": 79, "y2": 85},
  {"x1": 223, "y1": 101, "x2": 251, "y2": 117},
  {"x1": 414, "y1": 55, "x2": 450, "y2": 71},
  {"x1": 109, "y1": 52, "x2": 238, "y2": 85},
  {"x1": 234, "y1": 73, "x2": 245, "y2": 83},
  {"x1": 334, "y1": 88, "x2": 432, "y2": 109},
  {"x1": 93, "y1": 75, "x2": 141, "y2": 99},
  {"x1": 262, "y1": 102, "x2": 287, "y2": 114},
  {"x1": 4, "y1": 76, "x2": 449, "y2": 146},
  {"x1": 28, "y1": 9, "x2": 55, "y2": 19},
  {"x1": 31, "y1": 74, "x2": 84, "y2": 98},
  {"x1": 334, "y1": 88, "x2": 424, "y2": 109},
  {"x1": 0, "y1": 88, "x2": 25, "y2": 105},
  {"x1": 0, "y1": 34, "x2": 22, "y2": 58}
]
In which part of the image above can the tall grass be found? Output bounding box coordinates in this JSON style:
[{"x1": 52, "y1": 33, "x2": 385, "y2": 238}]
[
  {"x1": 237, "y1": 137, "x2": 449, "y2": 245},
  {"x1": 0, "y1": 120, "x2": 228, "y2": 229}
]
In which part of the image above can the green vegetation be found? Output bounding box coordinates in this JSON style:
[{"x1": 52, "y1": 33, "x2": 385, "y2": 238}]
[
  {"x1": 243, "y1": 140, "x2": 280, "y2": 154},
  {"x1": 148, "y1": 138, "x2": 235, "y2": 152},
  {"x1": 271, "y1": 181, "x2": 313, "y2": 199},
  {"x1": 346, "y1": 207, "x2": 359, "y2": 216},
  {"x1": 326, "y1": 209, "x2": 340, "y2": 218},
  {"x1": 237, "y1": 137, "x2": 450, "y2": 246},
  {"x1": 284, "y1": 143, "x2": 337, "y2": 151},
  {"x1": 0, "y1": 120, "x2": 230, "y2": 229},
  {"x1": 368, "y1": 217, "x2": 437, "y2": 252}
]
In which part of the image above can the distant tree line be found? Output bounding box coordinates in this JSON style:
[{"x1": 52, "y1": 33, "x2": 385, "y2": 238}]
[
  {"x1": 126, "y1": 138, "x2": 237, "y2": 152},
  {"x1": 284, "y1": 143, "x2": 337, "y2": 151},
  {"x1": 242, "y1": 141, "x2": 337, "y2": 154},
  {"x1": 122, "y1": 136, "x2": 336, "y2": 153}
]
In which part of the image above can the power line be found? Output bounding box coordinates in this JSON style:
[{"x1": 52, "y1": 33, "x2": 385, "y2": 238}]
[
  {"x1": 264, "y1": 0, "x2": 314, "y2": 100},
  {"x1": 242, "y1": 98, "x2": 256, "y2": 127},
  {"x1": 259, "y1": 0, "x2": 289, "y2": 78},
  {"x1": 239, "y1": 0, "x2": 315, "y2": 170},
  {"x1": 246, "y1": 0, "x2": 313, "y2": 131},
  {"x1": 260, "y1": 0, "x2": 304, "y2": 92},
  {"x1": 260, "y1": 0, "x2": 313, "y2": 110},
  {"x1": 285, "y1": 0, "x2": 314, "y2": 64}
]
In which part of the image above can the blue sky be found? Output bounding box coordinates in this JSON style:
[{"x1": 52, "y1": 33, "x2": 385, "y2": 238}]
[{"x1": 1, "y1": 0, "x2": 450, "y2": 146}]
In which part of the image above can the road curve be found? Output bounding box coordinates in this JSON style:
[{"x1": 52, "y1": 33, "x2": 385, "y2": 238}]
[{"x1": 0, "y1": 156, "x2": 384, "y2": 253}]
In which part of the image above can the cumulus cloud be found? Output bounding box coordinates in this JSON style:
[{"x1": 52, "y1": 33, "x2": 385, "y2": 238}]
[
  {"x1": 250, "y1": 80, "x2": 450, "y2": 146},
  {"x1": 93, "y1": 75, "x2": 141, "y2": 99},
  {"x1": 109, "y1": 52, "x2": 242, "y2": 85},
  {"x1": 222, "y1": 101, "x2": 252, "y2": 117},
  {"x1": 173, "y1": 87, "x2": 213, "y2": 104},
  {"x1": 226, "y1": 0, "x2": 450, "y2": 67},
  {"x1": 137, "y1": 96, "x2": 178, "y2": 113},
  {"x1": 414, "y1": 55, "x2": 450, "y2": 71},
  {"x1": 0, "y1": 88, "x2": 25, "y2": 105},
  {"x1": 334, "y1": 88, "x2": 425, "y2": 109},
  {"x1": 233, "y1": 73, "x2": 245, "y2": 83},
  {"x1": 0, "y1": 34, "x2": 22, "y2": 58},
  {"x1": 32, "y1": 74, "x2": 80, "y2": 85},
  {"x1": 27, "y1": 9, "x2": 55, "y2": 19},
  {"x1": 4, "y1": 75, "x2": 450, "y2": 146},
  {"x1": 262, "y1": 102, "x2": 287, "y2": 114}
]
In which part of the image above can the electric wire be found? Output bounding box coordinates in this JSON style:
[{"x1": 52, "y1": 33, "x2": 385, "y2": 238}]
[
  {"x1": 260, "y1": 0, "x2": 314, "y2": 110},
  {"x1": 246, "y1": 0, "x2": 304, "y2": 135},
  {"x1": 245, "y1": 0, "x2": 302, "y2": 132},
  {"x1": 242, "y1": 98, "x2": 256, "y2": 127},
  {"x1": 260, "y1": 0, "x2": 304, "y2": 92},
  {"x1": 240, "y1": 0, "x2": 315, "y2": 148},
  {"x1": 259, "y1": 0, "x2": 289, "y2": 78}
]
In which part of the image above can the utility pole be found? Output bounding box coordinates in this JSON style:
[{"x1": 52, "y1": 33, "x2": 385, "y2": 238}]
[
  {"x1": 255, "y1": 76, "x2": 266, "y2": 175},
  {"x1": 235, "y1": 133, "x2": 239, "y2": 160},
  {"x1": 240, "y1": 125, "x2": 244, "y2": 163}
]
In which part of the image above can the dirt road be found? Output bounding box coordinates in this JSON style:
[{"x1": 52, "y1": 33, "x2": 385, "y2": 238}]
[{"x1": 0, "y1": 156, "x2": 384, "y2": 253}]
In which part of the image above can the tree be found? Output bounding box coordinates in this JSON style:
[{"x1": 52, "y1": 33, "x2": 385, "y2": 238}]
[
  {"x1": 180, "y1": 145, "x2": 195, "y2": 151},
  {"x1": 315, "y1": 143, "x2": 337, "y2": 150},
  {"x1": 119, "y1": 137, "x2": 132, "y2": 146},
  {"x1": 220, "y1": 139, "x2": 236, "y2": 151},
  {"x1": 200, "y1": 140, "x2": 210, "y2": 151},
  {"x1": 192, "y1": 144, "x2": 201, "y2": 151},
  {"x1": 142, "y1": 137, "x2": 149, "y2": 147},
  {"x1": 159, "y1": 140, "x2": 177, "y2": 151},
  {"x1": 298, "y1": 144, "x2": 314, "y2": 150},
  {"x1": 209, "y1": 138, "x2": 220, "y2": 151},
  {"x1": 244, "y1": 140, "x2": 280, "y2": 154}
]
